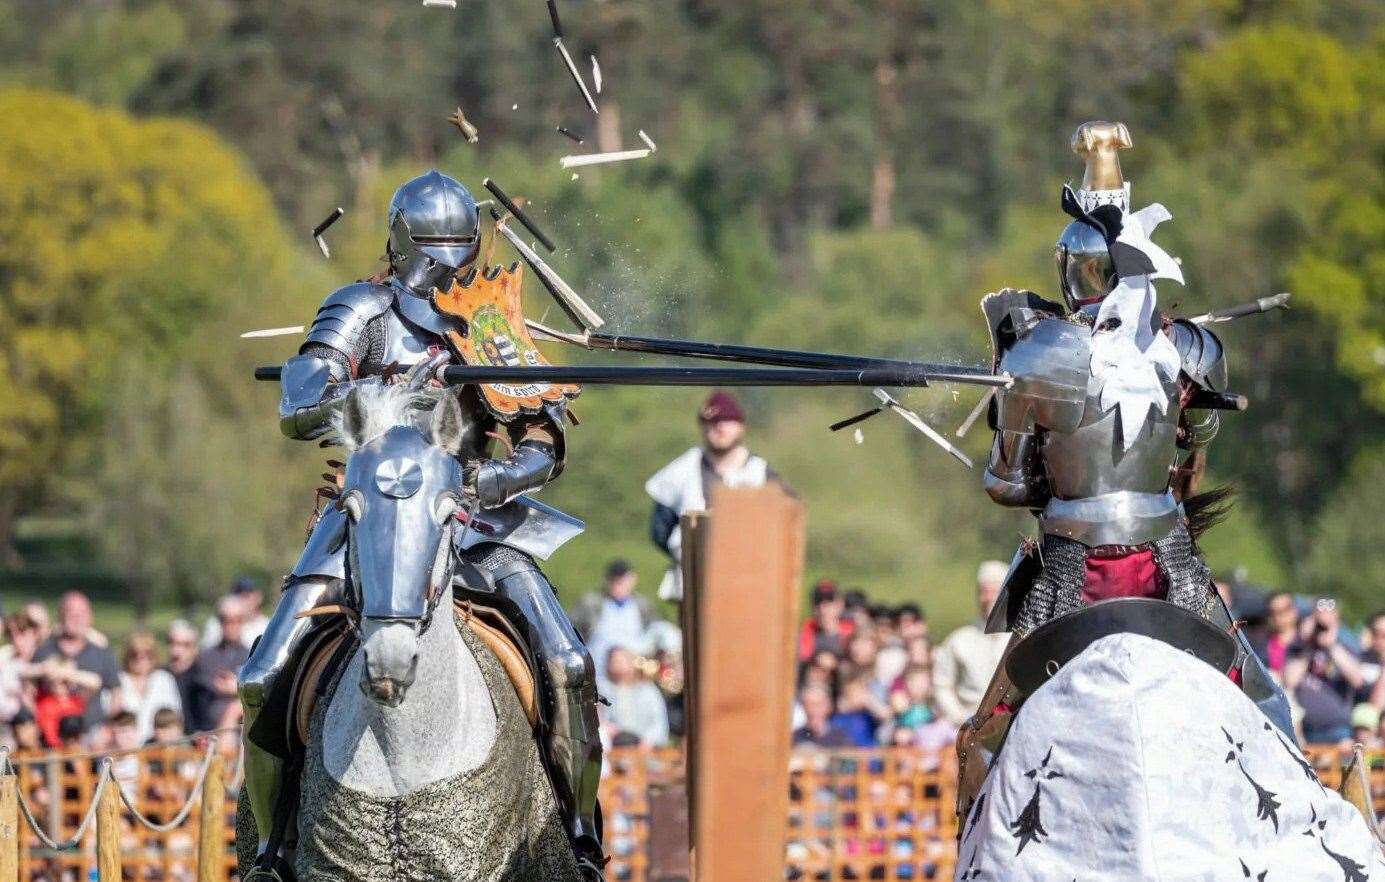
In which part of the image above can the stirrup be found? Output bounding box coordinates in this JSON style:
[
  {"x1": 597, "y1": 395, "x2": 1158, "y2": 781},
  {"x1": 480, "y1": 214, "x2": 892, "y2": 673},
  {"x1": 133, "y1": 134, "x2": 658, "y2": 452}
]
[
  {"x1": 574, "y1": 852, "x2": 608, "y2": 882},
  {"x1": 245, "y1": 855, "x2": 296, "y2": 882}
]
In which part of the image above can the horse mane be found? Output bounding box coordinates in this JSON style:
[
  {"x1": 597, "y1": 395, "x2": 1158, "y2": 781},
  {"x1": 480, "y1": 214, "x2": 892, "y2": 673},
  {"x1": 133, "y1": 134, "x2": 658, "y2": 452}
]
[{"x1": 329, "y1": 383, "x2": 443, "y2": 451}]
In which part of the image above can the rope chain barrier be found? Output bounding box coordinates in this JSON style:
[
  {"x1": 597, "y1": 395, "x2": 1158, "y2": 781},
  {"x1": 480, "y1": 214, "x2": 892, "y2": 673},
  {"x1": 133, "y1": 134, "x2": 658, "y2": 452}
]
[{"x1": 1, "y1": 735, "x2": 220, "y2": 846}]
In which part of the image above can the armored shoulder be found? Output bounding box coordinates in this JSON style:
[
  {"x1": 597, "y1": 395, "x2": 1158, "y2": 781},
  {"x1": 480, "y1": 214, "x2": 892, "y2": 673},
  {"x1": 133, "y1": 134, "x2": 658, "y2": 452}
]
[
  {"x1": 301, "y1": 282, "x2": 395, "y2": 356},
  {"x1": 994, "y1": 316, "x2": 1089, "y2": 434},
  {"x1": 980, "y1": 288, "x2": 1067, "y2": 367},
  {"x1": 1167, "y1": 319, "x2": 1227, "y2": 392}
]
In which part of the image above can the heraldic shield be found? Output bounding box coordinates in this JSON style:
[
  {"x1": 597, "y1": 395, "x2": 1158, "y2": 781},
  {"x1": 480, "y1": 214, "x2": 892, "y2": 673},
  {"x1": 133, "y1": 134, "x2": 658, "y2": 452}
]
[{"x1": 433, "y1": 262, "x2": 581, "y2": 420}]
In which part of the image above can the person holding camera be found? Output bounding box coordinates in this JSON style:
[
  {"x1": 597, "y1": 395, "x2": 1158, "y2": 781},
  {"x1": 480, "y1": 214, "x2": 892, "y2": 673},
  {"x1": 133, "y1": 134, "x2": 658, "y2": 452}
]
[{"x1": 1284, "y1": 598, "x2": 1365, "y2": 744}]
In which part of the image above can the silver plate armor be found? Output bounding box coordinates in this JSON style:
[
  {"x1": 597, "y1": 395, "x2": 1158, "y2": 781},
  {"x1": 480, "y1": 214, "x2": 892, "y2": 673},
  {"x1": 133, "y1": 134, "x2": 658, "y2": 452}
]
[
  {"x1": 387, "y1": 171, "x2": 481, "y2": 296},
  {"x1": 987, "y1": 308, "x2": 1186, "y2": 548}
]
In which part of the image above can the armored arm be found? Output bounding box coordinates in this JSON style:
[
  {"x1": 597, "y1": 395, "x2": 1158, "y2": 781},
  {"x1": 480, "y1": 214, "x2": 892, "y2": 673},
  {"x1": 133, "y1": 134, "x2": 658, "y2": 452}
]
[
  {"x1": 468, "y1": 409, "x2": 566, "y2": 507},
  {"x1": 984, "y1": 431, "x2": 1049, "y2": 509},
  {"x1": 278, "y1": 283, "x2": 393, "y2": 440},
  {"x1": 1168, "y1": 319, "x2": 1228, "y2": 451},
  {"x1": 979, "y1": 294, "x2": 1082, "y2": 510}
]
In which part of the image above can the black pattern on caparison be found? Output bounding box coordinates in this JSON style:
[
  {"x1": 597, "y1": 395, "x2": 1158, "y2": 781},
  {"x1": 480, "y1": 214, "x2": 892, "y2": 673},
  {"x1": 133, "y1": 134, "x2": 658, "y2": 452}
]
[
  {"x1": 963, "y1": 792, "x2": 986, "y2": 843},
  {"x1": 1319, "y1": 838, "x2": 1369, "y2": 882},
  {"x1": 1240, "y1": 857, "x2": 1268, "y2": 880},
  {"x1": 1222, "y1": 727, "x2": 1281, "y2": 833},
  {"x1": 1265, "y1": 720, "x2": 1322, "y2": 790},
  {"x1": 1009, "y1": 747, "x2": 1062, "y2": 855}
]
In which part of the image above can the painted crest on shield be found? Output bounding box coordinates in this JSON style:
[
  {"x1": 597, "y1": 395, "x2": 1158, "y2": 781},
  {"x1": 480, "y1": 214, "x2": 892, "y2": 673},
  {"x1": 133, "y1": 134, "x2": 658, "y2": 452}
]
[{"x1": 432, "y1": 262, "x2": 580, "y2": 420}]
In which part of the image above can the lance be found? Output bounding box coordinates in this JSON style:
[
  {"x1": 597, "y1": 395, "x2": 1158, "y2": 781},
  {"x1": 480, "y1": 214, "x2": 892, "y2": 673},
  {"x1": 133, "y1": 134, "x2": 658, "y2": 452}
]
[
  {"x1": 255, "y1": 363, "x2": 1007, "y2": 388},
  {"x1": 524, "y1": 320, "x2": 975, "y2": 375}
]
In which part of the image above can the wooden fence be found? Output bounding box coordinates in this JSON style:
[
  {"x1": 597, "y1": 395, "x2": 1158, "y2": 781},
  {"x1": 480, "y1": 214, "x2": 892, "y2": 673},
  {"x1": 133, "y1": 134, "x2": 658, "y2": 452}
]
[{"x1": 1, "y1": 742, "x2": 1379, "y2": 881}]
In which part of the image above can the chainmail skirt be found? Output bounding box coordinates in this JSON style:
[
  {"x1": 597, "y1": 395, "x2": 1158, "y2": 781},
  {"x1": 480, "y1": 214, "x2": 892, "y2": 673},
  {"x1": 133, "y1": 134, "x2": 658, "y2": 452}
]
[{"x1": 1012, "y1": 519, "x2": 1217, "y2": 634}]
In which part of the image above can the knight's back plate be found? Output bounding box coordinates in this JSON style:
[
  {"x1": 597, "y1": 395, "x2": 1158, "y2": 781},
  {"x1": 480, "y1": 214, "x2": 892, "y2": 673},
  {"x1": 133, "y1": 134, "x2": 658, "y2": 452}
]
[{"x1": 997, "y1": 316, "x2": 1181, "y2": 503}]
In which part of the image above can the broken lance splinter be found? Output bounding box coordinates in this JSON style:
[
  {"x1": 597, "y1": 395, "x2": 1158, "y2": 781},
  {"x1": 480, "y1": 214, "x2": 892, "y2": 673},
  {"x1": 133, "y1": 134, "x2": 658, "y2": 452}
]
[
  {"x1": 313, "y1": 207, "x2": 344, "y2": 238},
  {"x1": 547, "y1": 0, "x2": 564, "y2": 38},
  {"x1": 483, "y1": 178, "x2": 556, "y2": 252}
]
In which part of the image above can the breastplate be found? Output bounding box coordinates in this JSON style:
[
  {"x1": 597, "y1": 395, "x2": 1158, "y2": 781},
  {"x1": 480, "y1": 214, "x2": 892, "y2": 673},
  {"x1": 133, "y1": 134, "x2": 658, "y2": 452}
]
[{"x1": 369, "y1": 296, "x2": 492, "y2": 462}]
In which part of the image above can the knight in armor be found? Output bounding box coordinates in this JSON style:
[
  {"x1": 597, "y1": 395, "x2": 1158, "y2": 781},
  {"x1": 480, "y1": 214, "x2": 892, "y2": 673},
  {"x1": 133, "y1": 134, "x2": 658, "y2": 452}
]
[
  {"x1": 239, "y1": 171, "x2": 605, "y2": 877},
  {"x1": 957, "y1": 122, "x2": 1294, "y2": 811}
]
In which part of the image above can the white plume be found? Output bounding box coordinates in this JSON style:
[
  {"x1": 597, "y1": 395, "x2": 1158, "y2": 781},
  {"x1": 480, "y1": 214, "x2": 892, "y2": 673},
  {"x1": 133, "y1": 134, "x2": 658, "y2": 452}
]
[{"x1": 1089, "y1": 275, "x2": 1180, "y2": 452}]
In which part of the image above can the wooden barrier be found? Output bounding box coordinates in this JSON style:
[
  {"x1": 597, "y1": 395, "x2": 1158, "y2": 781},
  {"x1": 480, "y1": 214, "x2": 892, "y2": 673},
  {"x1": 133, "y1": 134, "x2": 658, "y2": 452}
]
[
  {"x1": 685, "y1": 486, "x2": 805, "y2": 882},
  {"x1": 0, "y1": 769, "x2": 17, "y2": 882},
  {"x1": 4, "y1": 737, "x2": 1384, "y2": 881},
  {"x1": 95, "y1": 767, "x2": 119, "y2": 881},
  {"x1": 197, "y1": 753, "x2": 226, "y2": 882}
]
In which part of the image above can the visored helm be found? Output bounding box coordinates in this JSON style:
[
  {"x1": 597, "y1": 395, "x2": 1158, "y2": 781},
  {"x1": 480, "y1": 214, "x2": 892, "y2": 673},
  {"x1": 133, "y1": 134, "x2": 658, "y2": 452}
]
[
  {"x1": 387, "y1": 171, "x2": 481, "y2": 296},
  {"x1": 1055, "y1": 219, "x2": 1116, "y2": 310}
]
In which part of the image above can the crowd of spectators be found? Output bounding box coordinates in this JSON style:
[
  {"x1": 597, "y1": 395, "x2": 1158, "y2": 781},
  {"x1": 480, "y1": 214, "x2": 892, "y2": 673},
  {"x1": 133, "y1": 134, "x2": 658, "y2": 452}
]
[
  {"x1": 789, "y1": 564, "x2": 1009, "y2": 755},
  {"x1": 1240, "y1": 587, "x2": 1385, "y2": 747},
  {"x1": 0, "y1": 581, "x2": 263, "y2": 755}
]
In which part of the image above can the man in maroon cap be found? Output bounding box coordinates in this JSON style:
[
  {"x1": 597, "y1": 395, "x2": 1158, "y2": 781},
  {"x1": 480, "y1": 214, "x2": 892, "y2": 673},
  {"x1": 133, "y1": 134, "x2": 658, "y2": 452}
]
[{"x1": 645, "y1": 391, "x2": 779, "y2": 601}]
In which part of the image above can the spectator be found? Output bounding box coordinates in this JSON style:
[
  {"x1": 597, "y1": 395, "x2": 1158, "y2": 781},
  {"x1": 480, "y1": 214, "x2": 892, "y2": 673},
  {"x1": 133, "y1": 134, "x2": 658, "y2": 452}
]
[
  {"x1": 646, "y1": 391, "x2": 779, "y2": 601},
  {"x1": 1360, "y1": 612, "x2": 1385, "y2": 706},
  {"x1": 870, "y1": 605, "x2": 899, "y2": 646},
  {"x1": 1350, "y1": 704, "x2": 1381, "y2": 748},
  {"x1": 0, "y1": 609, "x2": 42, "y2": 722},
  {"x1": 119, "y1": 632, "x2": 182, "y2": 743},
  {"x1": 905, "y1": 636, "x2": 932, "y2": 669},
  {"x1": 890, "y1": 666, "x2": 956, "y2": 757},
  {"x1": 31, "y1": 592, "x2": 121, "y2": 734},
  {"x1": 792, "y1": 683, "x2": 853, "y2": 749},
  {"x1": 830, "y1": 676, "x2": 887, "y2": 747},
  {"x1": 149, "y1": 707, "x2": 185, "y2": 746},
  {"x1": 572, "y1": 560, "x2": 657, "y2": 689},
  {"x1": 11, "y1": 708, "x2": 41, "y2": 753},
  {"x1": 164, "y1": 619, "x2": 198, "y2": 730},
  {"x1": 109, "y1": 710, "x2": 142, "y2": 786},
  {"x1": 896, "y1": 603, "x2": 928, "y2": 643},
  {"x1": 1285, "y1": 598, "x2": 1363, "y2": 744},
  {"x1": 33, "y1": 662, "x2": 86, "y2": 748},
  {"x1": 840, "y1": 632, "x2": 879, "y2": 682},
  {"x1": 932, "y1": 561, "x2": 1010, "y2": 727},
  {"x1": 601, "y1": 647, "x2": 670, "y2": 747},
  {"x1": 200, "y1": 577, "x2": 269, "y2": 650},
  {"x1": 22, "y1": 602, "x2": 50, "y2": 644},
  {"x1": 56, "y1": 715, "x2": 84, "y2": 752},
  {"x1": 188, "y1": 598, "x2": 249, "y2": 733},
  {"x1": 1252, "y1": 591, "x2": 1300, "y2": 678},
  {"x1": 797, "y1": 580, "x2": 854, "y2": 662},
  {"x1": 870, "y1": 644, "x2": 908, "y2": 704}
]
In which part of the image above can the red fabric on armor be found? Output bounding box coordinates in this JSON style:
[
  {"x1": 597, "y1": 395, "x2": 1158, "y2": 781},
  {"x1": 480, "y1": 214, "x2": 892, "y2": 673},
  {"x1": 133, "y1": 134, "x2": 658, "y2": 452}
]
[{"x1": 1081, "y1": 547, "x2": 1167, "y2": 604}]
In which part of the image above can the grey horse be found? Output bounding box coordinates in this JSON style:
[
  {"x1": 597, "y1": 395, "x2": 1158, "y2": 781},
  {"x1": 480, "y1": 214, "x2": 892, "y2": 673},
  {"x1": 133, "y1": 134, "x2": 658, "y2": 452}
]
[{"x1": 238, "y1": 385, "x2": 579, "y2": 882}]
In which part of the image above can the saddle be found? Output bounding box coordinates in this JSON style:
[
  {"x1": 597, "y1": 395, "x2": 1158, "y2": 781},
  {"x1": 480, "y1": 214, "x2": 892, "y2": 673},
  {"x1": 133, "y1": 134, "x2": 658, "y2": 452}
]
[{"x1": 254, "y1": 600, "x2": 540, "y2": 759}]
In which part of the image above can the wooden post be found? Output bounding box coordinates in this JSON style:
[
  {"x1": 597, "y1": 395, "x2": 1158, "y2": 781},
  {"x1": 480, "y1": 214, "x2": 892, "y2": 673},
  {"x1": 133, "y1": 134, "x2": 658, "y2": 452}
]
[
  {"x1": 95, "y1": 765, "x2": 120, "y2": 882},
  {"x1": 0, "y1": 767, "x2": 18, "y2": 882},
  {"x1": 196, "y1": 752, "x2": 226, "y2": 882},
  {"x1": 689, "y1": 485, "x2": 804, "y2": 882}
]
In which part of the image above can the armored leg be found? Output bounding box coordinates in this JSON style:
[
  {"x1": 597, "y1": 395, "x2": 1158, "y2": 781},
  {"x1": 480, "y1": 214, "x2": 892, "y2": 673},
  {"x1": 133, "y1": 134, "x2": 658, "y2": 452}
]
[
  {"x1": 462, "y1": 544, "x2": 603, "y2": 858},
  {"x1": 238, "y1": 575, "x2": 334, "y2": 849}
]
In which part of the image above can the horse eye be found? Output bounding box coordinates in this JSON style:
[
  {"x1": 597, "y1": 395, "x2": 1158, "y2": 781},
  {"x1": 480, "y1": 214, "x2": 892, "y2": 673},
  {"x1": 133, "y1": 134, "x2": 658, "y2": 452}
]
[
  {"x1": 342, "y1": 489, "x2": 365, "y2": 522},
  {"x1": 433, "y1": 492, "x2": 458, "y2": 524}
]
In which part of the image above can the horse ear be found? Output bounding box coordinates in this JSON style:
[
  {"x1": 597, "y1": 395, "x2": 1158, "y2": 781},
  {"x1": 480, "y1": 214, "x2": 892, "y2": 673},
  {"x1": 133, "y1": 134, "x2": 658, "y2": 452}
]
[
  {"x1": 340, "y1": 389, "x2": 368, "y2": 448},
  {"x1": 431, "y1": 391, "x2": 466, "y2": 452}
]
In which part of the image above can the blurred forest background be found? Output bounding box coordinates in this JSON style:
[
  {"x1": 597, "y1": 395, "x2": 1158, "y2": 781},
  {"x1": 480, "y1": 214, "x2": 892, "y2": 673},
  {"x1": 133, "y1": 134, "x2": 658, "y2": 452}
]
[{"x1": 0, "y1": 0, "x2": 1382, "y2": 633}]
